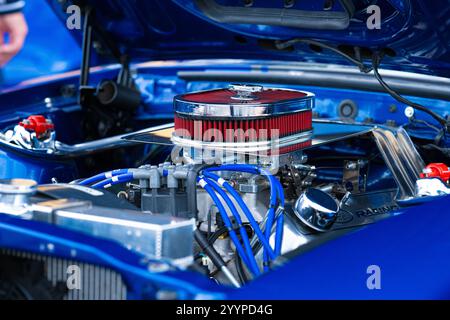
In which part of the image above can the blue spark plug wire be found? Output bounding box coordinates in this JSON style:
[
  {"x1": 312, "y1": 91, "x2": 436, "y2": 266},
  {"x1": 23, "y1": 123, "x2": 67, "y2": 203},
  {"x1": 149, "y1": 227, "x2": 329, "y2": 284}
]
[
  {"x1": 201, "y1": 176, "x2": 260, "y2": 276},
  {"x1": 78, "y1": 169, "x2": 131, "y2": 186},
  {"x1": 91, "y1": 173, "x2": 135, "y2": 189},
  {"x1": 203, "y1": 171, "x2": 277, "y2": 260},
  {"x1": 197, "y1": 176, "x2": 254, "y2": 275},
  {"x1": 204, "y1": 165, "x2": 285, "y2": 268}
]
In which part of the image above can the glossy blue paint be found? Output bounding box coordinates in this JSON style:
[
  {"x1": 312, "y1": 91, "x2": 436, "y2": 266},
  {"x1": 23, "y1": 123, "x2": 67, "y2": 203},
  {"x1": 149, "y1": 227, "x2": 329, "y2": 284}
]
[
  {"x1": 2, "y1": 169, "x2": 448, "y2": 299},
  {"x1": 225, "y1": 195, "x2": 450, "y2": 299},
  {"x1": 4, "y1": 57, "x2": 448, "y2": 128},
  {"x1": 0, "y1": 147, "x2": 78, "y2": 183},
  {"x1": 0, "y1": 58, "x2": 449, "y2": 298},
  {"x1": 1, "y1": 59, "x2": 450, "y2": 181},
  {"x1": 134, "y1": 60, "x2": 450, "y2": 126},
  {"x1": 49, "y1": 0, "x2": 450, "y2": 77}
]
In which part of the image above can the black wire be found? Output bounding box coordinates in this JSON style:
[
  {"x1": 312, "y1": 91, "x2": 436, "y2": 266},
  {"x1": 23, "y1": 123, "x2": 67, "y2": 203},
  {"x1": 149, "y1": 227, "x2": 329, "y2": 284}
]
[
  {"x1": 207, "y1": 226, "x2": 229, "y2": 245},
  {"x1": 207, "y1": 206, "x2": 215, "y2": 239},
  {"x1": 372, "y1": 53, "x2": 448, "y2": 129},
  {"x1": 276, "y1": 38, "x2": 448, "y2": 131},
  {"x1": 404, "y1": 118, "x2": 445, "y2": 145},
  {"x1": 235, "y1": 251, "x2": 249, "y2": 283},
  {"x1": 194, "y1": 253, "x2": 204, "y2": 261},
  {"x1": 207, "y1": 223, "x2": 253, "y2": 245},
  {"x1": 406, "y1": 118, "x2": 442, "y2": 134},
  {"x1": 275, "y1": 38, "x2": 373, "y2": 73},
  {"x1": 207, "y1": 224, "x2": 252, "y2": 283}
]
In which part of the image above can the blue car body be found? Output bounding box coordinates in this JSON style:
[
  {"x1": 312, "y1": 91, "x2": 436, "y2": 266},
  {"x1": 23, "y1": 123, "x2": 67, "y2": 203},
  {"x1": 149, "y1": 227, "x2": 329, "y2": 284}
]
[{"x1": 0, "y1": 0, "x2": 449, "y2": 299}]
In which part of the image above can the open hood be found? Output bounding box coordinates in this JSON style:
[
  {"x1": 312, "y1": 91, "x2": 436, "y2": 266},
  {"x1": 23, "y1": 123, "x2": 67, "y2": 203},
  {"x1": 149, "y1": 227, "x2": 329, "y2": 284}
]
[{"x1": 49, "y1": 0, "x2": 450, "y2": 78}]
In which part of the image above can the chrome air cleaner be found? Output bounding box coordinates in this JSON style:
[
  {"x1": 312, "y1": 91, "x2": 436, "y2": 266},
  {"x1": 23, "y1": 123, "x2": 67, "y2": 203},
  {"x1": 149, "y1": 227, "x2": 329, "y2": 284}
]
[{"x1": 173, "y1": 84, "x2": 314, "y2": 155}]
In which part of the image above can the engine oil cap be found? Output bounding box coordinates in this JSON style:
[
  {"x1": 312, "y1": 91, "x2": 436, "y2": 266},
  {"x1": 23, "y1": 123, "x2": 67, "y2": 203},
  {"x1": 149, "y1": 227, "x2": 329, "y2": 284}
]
[{"x1": 294, "y1": 188, "x2": 339, "y2": 232}]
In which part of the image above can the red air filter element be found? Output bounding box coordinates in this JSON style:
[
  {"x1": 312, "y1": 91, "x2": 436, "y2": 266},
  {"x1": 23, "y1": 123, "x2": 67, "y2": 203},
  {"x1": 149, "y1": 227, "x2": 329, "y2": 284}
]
[
  {"x1": 173, "y1": 85, "x2": 314, "y2": 154},
  {"x1": 174, "y1": 112, "x2": 312, "y2": 139}
]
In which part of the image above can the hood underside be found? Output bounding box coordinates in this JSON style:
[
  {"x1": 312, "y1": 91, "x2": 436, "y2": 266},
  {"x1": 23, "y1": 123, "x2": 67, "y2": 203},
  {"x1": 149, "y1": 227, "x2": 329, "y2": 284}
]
[{"x1": 49, "y1": 0, "x2": 450, "y2": 78}]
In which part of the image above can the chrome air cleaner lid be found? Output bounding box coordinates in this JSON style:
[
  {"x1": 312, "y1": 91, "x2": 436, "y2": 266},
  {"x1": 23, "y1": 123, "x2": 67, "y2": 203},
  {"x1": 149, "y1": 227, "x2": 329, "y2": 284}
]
[{"x1": 174, "y1": 84, "x2": 314, "y2": 119}]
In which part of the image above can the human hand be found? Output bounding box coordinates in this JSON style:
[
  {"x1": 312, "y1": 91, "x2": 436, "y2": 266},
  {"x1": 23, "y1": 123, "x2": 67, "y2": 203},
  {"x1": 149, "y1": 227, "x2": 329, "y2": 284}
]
[{"x1": 0, "y1": 12, "x2": 28, "y2": 67}]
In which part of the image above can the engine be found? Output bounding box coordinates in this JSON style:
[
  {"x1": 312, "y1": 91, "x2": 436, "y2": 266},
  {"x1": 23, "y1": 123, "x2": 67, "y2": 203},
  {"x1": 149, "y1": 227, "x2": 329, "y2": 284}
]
[{"x1": 0, "y1": 84, "x2": 437, "y2": 289}]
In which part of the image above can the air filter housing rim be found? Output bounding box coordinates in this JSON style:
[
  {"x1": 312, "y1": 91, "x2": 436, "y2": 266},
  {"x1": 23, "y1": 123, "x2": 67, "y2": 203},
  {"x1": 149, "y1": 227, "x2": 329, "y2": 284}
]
[{"x1": 174, "y1": 88, "x2": 315, "y2": 119}]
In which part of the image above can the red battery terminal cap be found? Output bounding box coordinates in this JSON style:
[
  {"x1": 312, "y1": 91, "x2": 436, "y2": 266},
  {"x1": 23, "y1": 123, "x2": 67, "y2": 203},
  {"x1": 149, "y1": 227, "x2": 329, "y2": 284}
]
[
  {"x1": 420, "y1": 163, "x2": 450, "y2": 183},
  {"x1": 19, "y1": 115, "x2": 54, "y2": 138}
]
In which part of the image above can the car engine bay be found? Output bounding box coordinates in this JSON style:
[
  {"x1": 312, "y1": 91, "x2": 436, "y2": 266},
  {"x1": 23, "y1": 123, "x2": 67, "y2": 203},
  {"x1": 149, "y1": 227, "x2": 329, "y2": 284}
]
[{"x1": 1, "y1": 64, "x2": 449, "y2": 293}]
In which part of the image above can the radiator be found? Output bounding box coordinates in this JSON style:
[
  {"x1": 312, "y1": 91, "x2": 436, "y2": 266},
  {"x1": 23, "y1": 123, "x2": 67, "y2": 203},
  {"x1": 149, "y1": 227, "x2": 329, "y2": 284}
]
[{"x1": 1, "y1": 248, "x2": 127, "y2": 300}]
